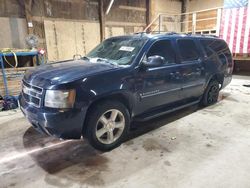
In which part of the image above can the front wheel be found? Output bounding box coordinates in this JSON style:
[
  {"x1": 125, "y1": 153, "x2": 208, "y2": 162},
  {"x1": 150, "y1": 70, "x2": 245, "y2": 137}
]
[
  {"x1": 85, "y1": 101, "x2": 130, "y2": 151},
  {"x1": 201, "y1": 80, "x2": 220, "y2": 106}
]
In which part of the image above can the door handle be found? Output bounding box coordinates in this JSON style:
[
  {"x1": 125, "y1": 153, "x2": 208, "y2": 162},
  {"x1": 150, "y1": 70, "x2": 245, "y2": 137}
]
[
  {"x1": 170, "y1": 72, "x2": 175, "y2": 79},
  {"x1": 175, "y1": 71, "x2": 180, "y2": 75},
  {"x1": 170, "y1": 72, "x2": 181, "y2": 79},
  {"x1": 197, "y1": 67, "x2": 204, "y2": 71},
  {"x1": 175, "y1": 72, "x2": 181, "y2": 79}
]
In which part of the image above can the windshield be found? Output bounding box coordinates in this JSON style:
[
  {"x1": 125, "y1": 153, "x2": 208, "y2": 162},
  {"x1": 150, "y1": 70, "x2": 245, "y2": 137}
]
[{"x1": 86, "y1": 37, "x2": 147, "y2": 66}]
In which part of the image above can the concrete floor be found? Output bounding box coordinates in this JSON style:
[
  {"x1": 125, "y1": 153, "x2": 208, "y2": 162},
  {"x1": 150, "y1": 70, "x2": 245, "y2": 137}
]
[{"x1": 1, "y1": 75, "x2": 250, "y2": 188}]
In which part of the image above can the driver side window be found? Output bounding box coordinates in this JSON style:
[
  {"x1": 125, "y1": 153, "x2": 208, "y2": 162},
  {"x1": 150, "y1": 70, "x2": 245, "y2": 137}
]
[{"x1": 147, "y1": 40, "x2": 176, "y2": 65}]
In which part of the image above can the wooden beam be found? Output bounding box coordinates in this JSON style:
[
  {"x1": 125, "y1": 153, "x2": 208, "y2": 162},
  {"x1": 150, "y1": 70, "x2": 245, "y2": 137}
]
[
  {"x1": 119, "y1": 5, "x2": 146, "y2": 12},
  {"x1": 181, "y1": 0, "x2": 189, "y2": 32},
  {"x1": 146, "y1": 0, "x2": 151, "y2": 32},
  {"x1": 216, "y1": 8, "x2": 222, "y2": 36},
  {"x1": 98, "y1": 0, "x2": 105, "y2": 41},
  {"x1": 106, "y1": 21, "x2": 145, "y2": 27},
  {"x1": 24, "y1": 0, "x2": 34, "y2": 34},
  {"x1": 192, "y1": 12, "x2": 196, "y2": 34}
]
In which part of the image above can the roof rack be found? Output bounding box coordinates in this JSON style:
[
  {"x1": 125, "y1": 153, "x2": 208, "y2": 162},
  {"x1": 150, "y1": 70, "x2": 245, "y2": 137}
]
[
  {"x1": 184, "y1": 33, "x2": 219, "y2": 38},
  {"x1": 134, "y1": 31, "x2": 219, "y2": 38},
  {"x1": 134, "y1": 31, "x2": 179, "y2": 35},
  {"x1": 201, "y1": 34, "x2": 219, "y2": 38}
]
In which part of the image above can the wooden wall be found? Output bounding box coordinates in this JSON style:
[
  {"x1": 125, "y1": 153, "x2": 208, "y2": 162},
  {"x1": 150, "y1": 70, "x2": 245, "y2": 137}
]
[
  {"x1": 0, "y1": 0, "x2": 25, "y2": 18},
  {"x1": 0, "y1": 17, "x2": 28, "y2": 48},
  {"x1": 187, "y1": 9, "x2": 218, "y2": 32},
  {"x1": 44, "y1": 19, "x2": 100, "y2": 61},
  {"x1": 0, "y1": 0, "x2": 148, "y2": 61},
  {"x1": 185, "y1": 0, "x2": 223, "y2": 33},
  {"x1": 188, "y1": 0, "x2": 223, "y2": 12},
  {"x1": 147, "y1": 0, "x2": 183, "y2": 32}
]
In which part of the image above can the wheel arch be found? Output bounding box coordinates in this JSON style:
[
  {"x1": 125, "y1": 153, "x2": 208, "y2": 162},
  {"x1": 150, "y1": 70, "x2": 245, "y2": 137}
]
[
  {"x1": 82, "y1": 92, "x2": 133, "y2": 135},
  {"x1": 206, "y1": 72, "x2": 224, "y2": 89}
]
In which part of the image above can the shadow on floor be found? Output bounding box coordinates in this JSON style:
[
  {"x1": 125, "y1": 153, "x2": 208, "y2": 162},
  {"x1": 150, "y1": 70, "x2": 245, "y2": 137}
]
[
  {"x1": 22, "y1": 91, "x2": 231, "y2": 185},
  {"x1": 22, "y1": 105, "x2": 199, "y2": 170}
]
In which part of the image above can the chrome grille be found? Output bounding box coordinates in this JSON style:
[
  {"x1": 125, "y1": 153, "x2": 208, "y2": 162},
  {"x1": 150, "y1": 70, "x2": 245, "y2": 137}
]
[{"x1": 22, "y1": 80, "x2": 43, "y2": 108}]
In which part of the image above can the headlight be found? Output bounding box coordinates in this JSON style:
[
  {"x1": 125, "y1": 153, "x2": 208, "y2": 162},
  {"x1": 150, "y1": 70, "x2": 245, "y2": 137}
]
[{"x1": 45, "y1": 89, "x2": 76, "y2": 108}]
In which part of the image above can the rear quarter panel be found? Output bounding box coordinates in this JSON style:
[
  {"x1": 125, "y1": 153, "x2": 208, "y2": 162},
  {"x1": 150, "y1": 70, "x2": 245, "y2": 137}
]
[{"x1": 199, "y1": 38, "x2": 233, "y2": 89}]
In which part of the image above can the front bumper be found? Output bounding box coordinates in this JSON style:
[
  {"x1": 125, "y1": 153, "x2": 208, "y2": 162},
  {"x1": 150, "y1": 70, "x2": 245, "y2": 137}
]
[{"x1": 19, "y1": 94, "x2": 87, "y2": 139}]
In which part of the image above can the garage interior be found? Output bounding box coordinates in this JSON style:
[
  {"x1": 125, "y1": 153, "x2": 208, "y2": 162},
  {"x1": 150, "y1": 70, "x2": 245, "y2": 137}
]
[{"x1": 1, "y1": 0, "x2": 250, "y2": 187}]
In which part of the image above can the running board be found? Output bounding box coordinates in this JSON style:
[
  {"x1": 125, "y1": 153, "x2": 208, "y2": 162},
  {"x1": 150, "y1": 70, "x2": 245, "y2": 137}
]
[{"x1": 134, "y1": 100, "x2": 200, "y2": 121}]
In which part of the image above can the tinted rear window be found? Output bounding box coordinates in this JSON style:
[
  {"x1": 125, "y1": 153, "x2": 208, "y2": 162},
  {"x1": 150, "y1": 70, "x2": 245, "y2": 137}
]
[
  {"x1": 200, "y1": 39, "x2": 231, "y2": 57},
  {"x1": 177, "y1": 39, "x2": 199, "y2": 62}
]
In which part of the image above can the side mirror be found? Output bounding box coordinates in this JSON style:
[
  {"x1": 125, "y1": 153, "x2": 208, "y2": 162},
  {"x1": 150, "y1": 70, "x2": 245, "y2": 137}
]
[{"x1": 142, "y1": 55, "x2": 165, "y2": 68}]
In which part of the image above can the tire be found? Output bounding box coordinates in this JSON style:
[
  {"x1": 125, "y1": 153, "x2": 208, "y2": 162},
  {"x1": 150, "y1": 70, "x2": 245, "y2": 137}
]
[
  {"x1": 85, "y1": 100, "x2": 130, "y2": 151},
  {"x1": 201, "y1": 80, "x2": 220, "y2": 106}
]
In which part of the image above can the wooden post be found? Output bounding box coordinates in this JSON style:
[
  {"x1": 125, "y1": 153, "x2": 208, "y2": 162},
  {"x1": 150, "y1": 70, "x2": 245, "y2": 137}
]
[
  {"x1": 146, "y1": 0, "x2": 151, "y2": 32},
  {"x1": 181, "y1": 0, "x2": 189, "y2": 33},
  {"x1": 158, "y1": 14, "x2": 162, "y2": 32},
  {"x1": 24, "y1": 0, "x2": 34, "y2": 34},
  {"x1": 216, "y1": 8, "x2": 222, "y2": 36},
  {"x1": 98, "y1": 0, "x2": 105, "y2": 41},
  {"x1": 192, "y1": 12, "x2": 196, "y2": 34}
]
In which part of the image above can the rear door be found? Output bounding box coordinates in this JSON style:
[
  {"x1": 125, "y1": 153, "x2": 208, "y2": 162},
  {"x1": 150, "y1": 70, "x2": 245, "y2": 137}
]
[
  {"x1": 175, "y1": 38, "x2": 206, "y2": 101},
  {"x1": 134, "y1": 39, "x2": 182, "y2": 115}
]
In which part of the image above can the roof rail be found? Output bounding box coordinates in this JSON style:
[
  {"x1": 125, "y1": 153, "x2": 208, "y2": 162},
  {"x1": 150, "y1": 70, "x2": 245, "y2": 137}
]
[
  {"x1": 134, "y1": 31, "x2": 219, "y2": 38},
  {"x1": 181, "y1": 33, "x2": 219, "y2": 38},
  {"x1": 203, "y1": 34, "x2": 219, "y2": 38},
  {"x1": 134, "y1": 31, "x2": 179, "y2": 35},
  {"x1": 134, "y1": 31, "x2": 164, "y2": 34},
  {"x1": 165, "y1": 32, "x2": 179, "y2": 35}
]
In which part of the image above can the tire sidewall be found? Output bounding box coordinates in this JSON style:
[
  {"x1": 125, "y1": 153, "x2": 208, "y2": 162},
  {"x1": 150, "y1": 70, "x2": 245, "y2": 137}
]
[
  {"x1": 86, "y1": 101, "x2": 130, "y2": 151},
  {"x1": 202, "y1": 80, "x2": 220, "y2": 106}
]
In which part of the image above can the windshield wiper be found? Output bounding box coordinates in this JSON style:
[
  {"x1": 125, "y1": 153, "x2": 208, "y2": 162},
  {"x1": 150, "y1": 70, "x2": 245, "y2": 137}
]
[
  {"x1": 96, "y1": 58, "x2": 117, "y2": 66},
  {"x1": 96, "y1": 57, "x2": 108, "y2": 62},
  {"x1": 82, "y1": 56, "x2": 90, "y2": 61}
]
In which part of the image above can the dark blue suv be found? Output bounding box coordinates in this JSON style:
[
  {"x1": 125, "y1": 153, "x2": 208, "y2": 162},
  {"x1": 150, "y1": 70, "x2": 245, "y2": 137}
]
[{"x1": 20, "y1": 33, "x2": 233, "y2": 151}]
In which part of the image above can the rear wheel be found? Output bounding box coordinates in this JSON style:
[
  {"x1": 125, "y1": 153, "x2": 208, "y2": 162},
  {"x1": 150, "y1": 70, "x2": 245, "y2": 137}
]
[
  {"x1": 201, "y1": 80, "x2": 220, "y2": 106},
  {"x1": 85, "y1": 101, "x2": 130, "y2": 151}
]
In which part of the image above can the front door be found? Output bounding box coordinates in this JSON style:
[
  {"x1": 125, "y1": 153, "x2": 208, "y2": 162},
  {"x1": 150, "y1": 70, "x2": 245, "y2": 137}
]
[{"x1": 134, "y1": 39, "x2": 182, "y2": 115}]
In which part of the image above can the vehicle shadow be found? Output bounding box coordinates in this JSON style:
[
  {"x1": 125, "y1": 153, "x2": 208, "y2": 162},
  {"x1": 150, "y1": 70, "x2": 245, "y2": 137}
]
[
  {"x1": 127, "y1": 90, "x2": 231, "y2": 140},
  {"x1": 22, "y1": 106, "x2": 199, "y2": 184},
  {"x1": 22, "y1": 92, "x2": 230, "y2": 185},
  {"x1": 127, "y1": 104, "x2": 200, "y2": 140}
]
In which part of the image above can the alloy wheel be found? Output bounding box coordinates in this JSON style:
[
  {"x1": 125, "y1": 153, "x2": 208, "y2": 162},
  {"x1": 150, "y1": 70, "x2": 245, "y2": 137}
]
[
  {"x1": 207, "y1": 85, "x2": 219, "y2": 104},
  {"x1": 95, "y1": 109, "x2": 125, "y2": 144}
]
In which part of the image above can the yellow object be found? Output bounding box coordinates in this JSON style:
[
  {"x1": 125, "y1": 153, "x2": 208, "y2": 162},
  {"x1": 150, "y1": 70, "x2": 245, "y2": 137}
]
[{"x1": 0, "y1": 48, "x2": 30, "y2": 68}]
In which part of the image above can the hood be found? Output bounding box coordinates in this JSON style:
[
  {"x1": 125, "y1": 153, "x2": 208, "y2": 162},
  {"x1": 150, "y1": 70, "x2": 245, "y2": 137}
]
[{"x1": 24, "y1": 59, "x2": 119, "y2": 88}]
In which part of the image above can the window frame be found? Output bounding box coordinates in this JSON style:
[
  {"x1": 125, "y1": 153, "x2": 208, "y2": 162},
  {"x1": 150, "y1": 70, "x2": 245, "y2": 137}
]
[
  {"x1": 200, "y1": 39, "x2": 231, "y2": 59},
  {"x1": 176, "y1": 38, "x2": 202, "y2": 63},
  {"x1": 144, "y1": 39, "x2": 178, "y2": 67},
  {"x1": 200, "y1": 39, "x2": 217, "y2": 58}
]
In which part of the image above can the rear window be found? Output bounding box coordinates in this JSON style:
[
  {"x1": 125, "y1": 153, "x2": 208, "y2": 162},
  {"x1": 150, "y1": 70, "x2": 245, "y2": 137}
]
[
  {"x1": 200, "y1": 39, "x2": 232, "y2": 66},
  {"x1": 200, "y1": 39, "x2": 231, "y2": 57},
  {"x1": 177, "y1": 39, "x2": 199, "y2": 62}
]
